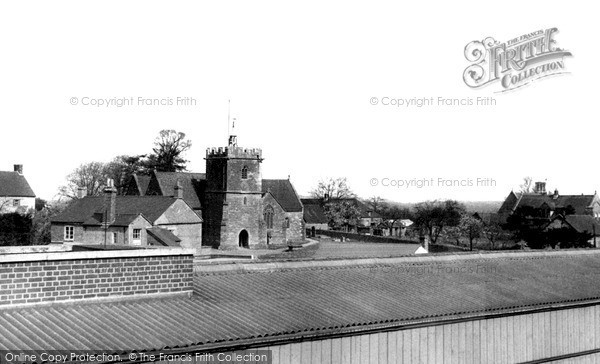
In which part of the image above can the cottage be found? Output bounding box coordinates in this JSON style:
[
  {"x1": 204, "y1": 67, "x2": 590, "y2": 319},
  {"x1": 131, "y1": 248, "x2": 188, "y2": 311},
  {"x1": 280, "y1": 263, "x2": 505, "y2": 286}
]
[
  {"x1": 0, "y1": 164, "x2": 35, "y2": 214},
  {"x1": 51, "y1": 181, "x2": 202, "y2": 248}
]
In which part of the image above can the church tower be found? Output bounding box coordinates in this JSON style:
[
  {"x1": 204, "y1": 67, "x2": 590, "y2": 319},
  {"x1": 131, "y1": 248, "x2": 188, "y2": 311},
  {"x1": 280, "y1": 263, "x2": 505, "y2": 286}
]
[{"x1": 203, "y1": 135, "x2": 263, "y2": 248}]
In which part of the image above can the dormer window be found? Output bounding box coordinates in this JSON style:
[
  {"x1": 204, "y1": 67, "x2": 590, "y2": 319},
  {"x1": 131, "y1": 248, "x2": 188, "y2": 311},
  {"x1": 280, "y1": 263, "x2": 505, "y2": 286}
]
[{"x1": 241, "y1": 166, "x2": 248, "y2": 179}]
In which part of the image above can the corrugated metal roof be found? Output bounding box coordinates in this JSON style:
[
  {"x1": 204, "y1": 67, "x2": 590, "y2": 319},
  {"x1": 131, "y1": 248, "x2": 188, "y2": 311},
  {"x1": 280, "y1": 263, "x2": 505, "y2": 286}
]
[{"x1": 3, "y1": 251, "x2": 600, "y2": 353}]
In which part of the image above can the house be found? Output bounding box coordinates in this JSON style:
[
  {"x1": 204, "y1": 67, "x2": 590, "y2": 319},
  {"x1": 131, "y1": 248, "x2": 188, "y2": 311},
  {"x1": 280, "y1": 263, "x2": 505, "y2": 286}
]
[
  {"x1": 498, "y1": 181, "x2": 600, "y2": 223},
  {"x1": 123, "y1": 135, "x2": 304, "y2": 249},
  {"x1": 301, "y1": 198, "x2": 329, "y2": 236},
  {"x1": 51, "y1": 181, "x2": 202, "y2": 248},
  {"x1": 544, "y1": 214, "x2": 600, "y2": 247},
  {"x1": 380, "y1": 218, "x2": 413, "y2": 237},
  {"x1": 299, "y1": 197, "x2": 382, "y2": 234},
  {"x1": 0, "y1": 164, "x2": 35, "y2": 214}
]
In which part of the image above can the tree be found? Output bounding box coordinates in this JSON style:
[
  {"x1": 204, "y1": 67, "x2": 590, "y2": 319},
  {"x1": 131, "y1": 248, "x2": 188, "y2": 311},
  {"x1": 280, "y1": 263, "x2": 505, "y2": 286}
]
[
  {"x1": 310, "y1": 177, "x2": 355, "y2": 201},
  {"x1": 105, "y1": 155, "x2": 151, "y2": 194},
  {"x1": 0, "y1": 212, "x2": 33, "y2": 246},
  {"x1": 366, "y1": 196, "x2": 386, "y2": 214},
  {"x1": 414, "y1": 200, "x2": 466, "y2": 244},
  {"x1": 482, "y1": 221, "x2": 505, "y2": 250},
  {"x1": 519, "y1": 176, "x2": 533, "y2": 193},
  {"x1": 324, "y1": 200, "x2": 360, "y2": 231},
  {"x1": 145, "y1": 130, "x2": 192, "y2": 172},
  {"x1": 58, "y1": 161, "x2": 110, "y2": 200},
  {"x1": 459, "y1": 215, "x2": 483, "y2": 251}
]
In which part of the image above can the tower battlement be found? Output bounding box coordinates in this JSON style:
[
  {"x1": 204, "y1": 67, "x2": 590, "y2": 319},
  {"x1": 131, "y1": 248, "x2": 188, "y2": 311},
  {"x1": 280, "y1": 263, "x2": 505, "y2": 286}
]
[{"x1": 206, "y1": 146, "x2": 262, "y2": 159}]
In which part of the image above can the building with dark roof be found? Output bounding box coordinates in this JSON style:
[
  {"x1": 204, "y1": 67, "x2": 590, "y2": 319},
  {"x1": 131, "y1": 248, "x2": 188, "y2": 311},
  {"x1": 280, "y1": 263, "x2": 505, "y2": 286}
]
[
  {"x1": 301, "y1": 198, "x2": 329, "y2": 234},
  {"x1": 51, "y1": 183, "x2": 202, "y2": 248},
  {"x1": 0, "y1": 164, "x2": 35, "y2": 214},
  {"x1": 4, "y1": 249, "x2": 600, "y2": 362},
  {"x1": 498, "y1": 181, "x2": 600, "y2": 223}
]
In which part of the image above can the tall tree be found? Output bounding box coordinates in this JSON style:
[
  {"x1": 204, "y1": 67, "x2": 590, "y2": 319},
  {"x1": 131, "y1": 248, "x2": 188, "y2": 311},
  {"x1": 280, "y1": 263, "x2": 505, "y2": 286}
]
[
  {"x1": 146, "y1": 130, "x2": 192, "y2": 172},
  {"x1": 105, "y1": 155, "x2": 150, "y2": 194},
  {"x1": 310, "y1": 177, "x2": 355, "y2": 201}
]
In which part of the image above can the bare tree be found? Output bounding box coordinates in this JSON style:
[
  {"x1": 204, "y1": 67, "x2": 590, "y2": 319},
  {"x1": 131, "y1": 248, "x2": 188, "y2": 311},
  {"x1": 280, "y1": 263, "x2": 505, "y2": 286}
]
[
  {"x1": 310, "y1": 177, "x2": 355, "y2": 201},
  {"x1": 58, "y1": 162, "x2": 109, "y2": 200},
  {"x1": 519, "y1": 176, "x2": 533, "y2": 194}
]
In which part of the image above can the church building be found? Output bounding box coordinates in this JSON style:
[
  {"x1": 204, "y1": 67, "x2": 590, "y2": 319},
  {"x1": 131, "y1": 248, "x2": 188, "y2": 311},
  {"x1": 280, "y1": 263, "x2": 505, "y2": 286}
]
[
  {"x1": 202, "y1": 135, "x2": 304, "y2": 249},
  {"x1": 122, "y1": 134, "x2": 305, "y2": 250}
]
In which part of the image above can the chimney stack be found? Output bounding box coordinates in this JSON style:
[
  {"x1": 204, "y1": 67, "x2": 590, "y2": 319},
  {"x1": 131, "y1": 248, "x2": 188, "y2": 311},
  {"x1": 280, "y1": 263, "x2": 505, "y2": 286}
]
[
  {"x1": 174, "y1": 180, "x2": 183, "y2": 199},
  {"x1": 534, "y1": 181, "x2": 547, "y2": 195},
  {"x1": 103, "y1": 179, "x2": 117, "y2": 225},
  {"x1": 553, "y1": 189, "x2": 559, "y2": 200},
  {"x1": 13, "y1": 164, "x2": 23, "y2": 175},
  {"x1": 76, "y1": 187, "x2": 87, "y2": 199}
]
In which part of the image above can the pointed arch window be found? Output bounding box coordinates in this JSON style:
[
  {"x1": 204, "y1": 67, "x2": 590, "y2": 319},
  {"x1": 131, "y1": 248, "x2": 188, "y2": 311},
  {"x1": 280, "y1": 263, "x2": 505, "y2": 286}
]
[
  {"x1": 264, "y1": 205, "x2": 274, "y2": 229},
  {"x1": 241, "y1": 166, "x2": 248, "y2": 179}
]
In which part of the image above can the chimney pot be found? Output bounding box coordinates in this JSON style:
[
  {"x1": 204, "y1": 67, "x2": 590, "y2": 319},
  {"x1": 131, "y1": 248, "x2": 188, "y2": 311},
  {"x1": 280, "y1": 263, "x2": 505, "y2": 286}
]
[{"x1": 13, "y1": 164, "x2": 23, "y2": 175}]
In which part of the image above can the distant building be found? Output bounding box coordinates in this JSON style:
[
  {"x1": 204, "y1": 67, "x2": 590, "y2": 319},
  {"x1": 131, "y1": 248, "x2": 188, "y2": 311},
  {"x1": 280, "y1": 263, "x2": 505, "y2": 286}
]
[
  {"x1": 51, "y1": 181, "x2": 202, "y2": 248},
  {"x1": 0, "y1": 164, "x2": 35, "y2": 214},
  {"x1": 301, "y1": 198, "x2": 329, "y2": 236},
  {"x1": 498, "y1": 181, "x2": 600, "y2": 222},
  {"x1": 544, "y1": 214, "x2": 600, "y2": 247}
]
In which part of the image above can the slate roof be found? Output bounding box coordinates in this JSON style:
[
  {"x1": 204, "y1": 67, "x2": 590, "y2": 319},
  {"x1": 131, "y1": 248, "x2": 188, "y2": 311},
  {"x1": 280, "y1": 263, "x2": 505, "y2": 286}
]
[
  {"x1": 3, "y1": 250, "x2": 600, "y2": 354},
  {"x1": 0, "y1": 171, "x2": 35, "y2": 197},
  {"x1": 548, "y1": 215, "x2": 600, "y2": 235},
  {"x1": 499, "y1": 191, "x2": 597, "y2": 215},
  {"x1": 146, "y1": 172, "x2": 206, "y2": 210},
  {"x1": 301, "y1": 200, "x2": 328, "y2": 224},
  {"x1": 262, "y1": 179, "x2": 303, "y2": 212},
  {"x1": 134, "y1": 175, "x2": 151, "y2": 195},
  {"x1": 147, "y1": 227, "x2": 181, "y2": 246},
  {"x1": 51, "y1": 196, "x2": 178, "y2": 225}
]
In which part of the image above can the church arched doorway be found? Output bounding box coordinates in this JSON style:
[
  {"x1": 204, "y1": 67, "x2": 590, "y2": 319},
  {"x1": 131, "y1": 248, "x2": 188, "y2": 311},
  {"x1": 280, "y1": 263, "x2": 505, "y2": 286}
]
[{"x1": 239, "y1": 230, "x2": 249, "y2": 248}]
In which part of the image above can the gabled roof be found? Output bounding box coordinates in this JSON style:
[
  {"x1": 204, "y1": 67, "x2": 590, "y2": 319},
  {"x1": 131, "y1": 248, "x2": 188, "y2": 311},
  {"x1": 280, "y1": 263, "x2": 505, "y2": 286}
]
[
  {"x1": 5, "y1": 251, "x2": 600, "y2": 354},
  {"x1": 147, "y1": 227, "x2": 181, "y2": 246},
  {"x1": 550, "y1": 214, "x2": 600, "y2": 235},
  {"x1": 500, "y1": 191, "x2": 598, "y2": 215},
  {"x1": 145, "y1": 172, "x2": 205, "y2": 210},
  {"x1": 262, "y1": 179, "x2": 303, "y2": 212},
  {"x1": 51, "y1": 196, "x2": 179, "y2": 225},
  {"x1": 0, "y1": 171, "x2": 35, "y2": 197},
  {"x1": 134, "y1": 175, "x2": 151, "y2": 195}
]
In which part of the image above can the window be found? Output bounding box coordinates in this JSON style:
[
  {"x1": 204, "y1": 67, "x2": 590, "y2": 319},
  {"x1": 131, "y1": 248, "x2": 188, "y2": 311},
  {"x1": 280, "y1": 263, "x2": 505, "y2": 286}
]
[
  {"x1": 284, "y1": 217, "x2": 290, "y2": 228},
  {"x1": 112, "y1": 232, "x2": 118, "y2": 244},
  {"x1": 243, "y1": 197, "x2": 247, "y2": 205},
  {"x1": 264, "y1": 205, "x2": 274, "y2": 229},
  {"x1": 132, "y1": 229, "x2": 142, "y2": 245},
  {"x1": 241, "y1": 166, "x2": 248, "y2": 179},
  {"x1": 64, "y1": 226, "x2": 74, "y2": 241},
  {"x1": 13, "y1": 199, "x2": 20, "y2": 207}
]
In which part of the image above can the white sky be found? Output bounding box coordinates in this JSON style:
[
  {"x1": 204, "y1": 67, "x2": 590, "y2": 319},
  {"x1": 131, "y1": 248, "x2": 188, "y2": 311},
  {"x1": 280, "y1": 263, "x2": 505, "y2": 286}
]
[{"x1": 0, "y1": 1, "x2": 597, "y2": 202}]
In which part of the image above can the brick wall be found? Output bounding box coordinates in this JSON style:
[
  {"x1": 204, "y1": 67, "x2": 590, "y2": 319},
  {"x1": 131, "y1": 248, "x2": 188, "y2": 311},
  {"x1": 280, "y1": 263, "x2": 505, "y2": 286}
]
[{"x1": 0, "y1": 249, "x2": 194, "y2": 307}]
